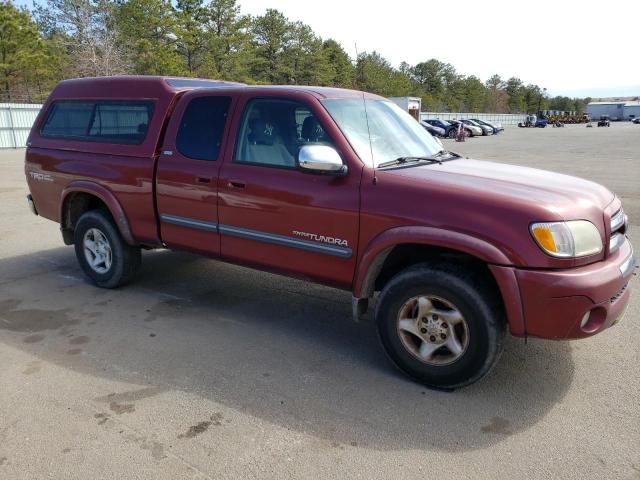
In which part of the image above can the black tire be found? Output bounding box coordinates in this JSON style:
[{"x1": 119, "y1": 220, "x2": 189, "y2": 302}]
[
  {"x1": 375, "y1": 264, "x2": 505, "y2": 390},
  {"x1": 73, "y1": 210, "x2": 141, "y2": 288},
  {"x1": 447, "y1": 129, "x2": 457, "y2": 139}
]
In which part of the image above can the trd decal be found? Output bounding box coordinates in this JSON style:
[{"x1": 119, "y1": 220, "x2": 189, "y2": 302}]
[{"x1": 29, "y1": 171, "x2": 54, "y2": 182}]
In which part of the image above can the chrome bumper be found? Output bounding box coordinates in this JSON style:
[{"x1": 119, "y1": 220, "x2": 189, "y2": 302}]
[{"x1": 620, "y1": 251, "x2": 636, "y2": 280}]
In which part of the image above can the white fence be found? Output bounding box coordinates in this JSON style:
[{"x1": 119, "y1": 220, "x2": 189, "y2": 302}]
[
  {"x1": 421, "y1": 112, "x2": 527, "y2": 126},
  {"x1": 0, "y1": 103, "x2": 42, "y2": 148}
]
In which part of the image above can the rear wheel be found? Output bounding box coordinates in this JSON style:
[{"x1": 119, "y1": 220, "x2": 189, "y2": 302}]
[
  {"x1": 73, "y1": 210, "x2": 141, "y2": 288},
  {"x1": 375, "y1": 264, "x2": 505, "y2": 390}
]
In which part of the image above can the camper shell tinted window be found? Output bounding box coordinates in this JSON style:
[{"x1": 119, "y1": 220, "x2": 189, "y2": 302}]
[{"x1": 40, "y1": 100, "x2": 155, "y2": 145}]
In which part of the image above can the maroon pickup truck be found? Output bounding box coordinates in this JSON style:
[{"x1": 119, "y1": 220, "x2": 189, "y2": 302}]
[{"x1": 25, "y1": 76, "x2": 635, "y2": 389}]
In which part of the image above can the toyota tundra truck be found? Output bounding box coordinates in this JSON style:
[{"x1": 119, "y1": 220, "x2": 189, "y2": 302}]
[{"x1": 25, "y1": 76, "x2": 635, "y2": 389}]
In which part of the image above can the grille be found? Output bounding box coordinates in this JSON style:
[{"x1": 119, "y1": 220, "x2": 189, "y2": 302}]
[{"x1": 609, "y1": 209, "x2": 628, "y2": 254}]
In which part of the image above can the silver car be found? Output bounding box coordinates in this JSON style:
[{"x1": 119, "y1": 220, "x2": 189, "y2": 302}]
[
  {"x1": 449, "y1": 120, "x2": 483, "y2": 137},
  {"x1": 462, "y1": 119, "x2": 493, "y2": 136}
]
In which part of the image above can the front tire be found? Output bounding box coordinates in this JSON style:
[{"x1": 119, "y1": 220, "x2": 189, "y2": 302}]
[
  {"x1": 73, "y1": 210, "x2": 141, "y2": 288},
  {"x1": 375, "y1": 264, "x2": 505, "y2": 390}
]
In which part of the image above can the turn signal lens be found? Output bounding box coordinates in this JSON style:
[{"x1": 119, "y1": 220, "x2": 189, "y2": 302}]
[{"x1": 531, "y1": 221, "x2": 602, "y2": 258}]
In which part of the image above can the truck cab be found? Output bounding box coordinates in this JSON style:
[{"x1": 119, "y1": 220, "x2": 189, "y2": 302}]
[{"x1": 25, "y1": 76, "x2": 635, "y2": 390}]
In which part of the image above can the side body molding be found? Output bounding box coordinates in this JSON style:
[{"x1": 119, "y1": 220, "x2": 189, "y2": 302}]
[
  {"x1": 60, "y1": 181, "x2": 136, "y2": 245},
  {"x1": 353, "y1": 225, "x2": 515, "y2": 299}
]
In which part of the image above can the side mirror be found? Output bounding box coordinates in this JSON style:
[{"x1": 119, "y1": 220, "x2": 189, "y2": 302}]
[{"x1": 297, "y1": 145, "x2": 348, "y2": 176}]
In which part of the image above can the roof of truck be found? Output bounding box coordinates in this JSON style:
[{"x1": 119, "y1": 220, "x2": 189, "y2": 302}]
[{"x1": 51, "y1": 76, "x2": 382, "y2": 100}]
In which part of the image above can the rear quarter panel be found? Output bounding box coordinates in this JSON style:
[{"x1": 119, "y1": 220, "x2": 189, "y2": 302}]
[{"x1": 26, "y1": 147, "x2": 159, "y2": 244}]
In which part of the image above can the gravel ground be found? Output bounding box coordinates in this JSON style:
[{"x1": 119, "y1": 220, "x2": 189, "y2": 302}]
[{"x1": 0, "y1": 122, "x2": 638, "y2": 479}]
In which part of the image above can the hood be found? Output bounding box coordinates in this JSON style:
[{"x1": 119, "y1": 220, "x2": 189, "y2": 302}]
[
  {"x1": 374, "y1": 158, "x2": 615, "y2": 268},
  {"x1": 386, "y1": 158, "x2": 614, "y2": 223}
]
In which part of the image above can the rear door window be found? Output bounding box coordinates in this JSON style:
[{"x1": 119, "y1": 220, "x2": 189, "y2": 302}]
[
  {"x1": 175, "y1": 96, "x2": 232, "y2": 161},
  {"x1": 41, "y1": 100, "x2": 154, "y2": 144}
]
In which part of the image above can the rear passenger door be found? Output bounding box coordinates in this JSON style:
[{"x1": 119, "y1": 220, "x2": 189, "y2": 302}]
[{"x1": 155, "y1": 91, "x2": 236, "y2": 256}]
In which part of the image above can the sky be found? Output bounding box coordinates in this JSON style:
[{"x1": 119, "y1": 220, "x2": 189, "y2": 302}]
[
  {"x1": 16, "y1": 0, "x2": 640, "y2": 97},
  {"x1": 238, "y1": 0, "x2": 640, "y2": 98}
]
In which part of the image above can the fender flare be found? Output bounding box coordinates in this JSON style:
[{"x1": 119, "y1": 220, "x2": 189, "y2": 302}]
[
  {"x1": 353, "y1": 225, "x2": 514, "y2": 298},
  {"x1": 60, "y1": 181, "x2": 136, "y2": 245}
]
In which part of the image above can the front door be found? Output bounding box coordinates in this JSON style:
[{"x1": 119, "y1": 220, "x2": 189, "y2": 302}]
[
  {"x1": 155, "y1": 91, "x2": 236, "y2": 256},
  {"x1": 218, "y1": 95, "x2": 361, "y2": 289}
]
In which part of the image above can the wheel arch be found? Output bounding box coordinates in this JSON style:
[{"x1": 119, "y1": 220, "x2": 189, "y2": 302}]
[
  {"x1": 353, "y1": 227, "x2": 526, "y2": 335},
  {"x1": 60, "y1": 181, "x2": 135, "y2": 246}
]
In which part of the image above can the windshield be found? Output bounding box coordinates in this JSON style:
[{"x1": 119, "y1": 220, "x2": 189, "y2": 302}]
[{"x1": 321, "y1": 98, "x2": 441, "y2": 168}]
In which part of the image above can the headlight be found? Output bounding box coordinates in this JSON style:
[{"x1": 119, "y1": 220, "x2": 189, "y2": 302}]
[{"x1": 530, "y1": 220, "x2": 603, "y2": 258}]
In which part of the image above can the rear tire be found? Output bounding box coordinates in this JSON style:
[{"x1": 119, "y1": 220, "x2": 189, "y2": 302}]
[
  {"x1": 375, "y1": 264, "x2": 505, "y2": 390},
  {"x1": 73, "y1": 210, "x2": 141, "y2": 288}
]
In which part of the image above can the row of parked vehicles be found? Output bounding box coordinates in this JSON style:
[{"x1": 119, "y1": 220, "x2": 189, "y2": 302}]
[{"x1": 420, "y1": 118, "x2": 504, "y2": 138}]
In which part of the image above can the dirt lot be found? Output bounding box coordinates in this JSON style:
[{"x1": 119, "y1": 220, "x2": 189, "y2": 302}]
[{"x1": 0, "y1": 123, "x2": 638, "y2": 480}]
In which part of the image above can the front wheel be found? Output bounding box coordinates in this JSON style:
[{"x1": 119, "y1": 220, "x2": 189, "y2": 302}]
[
  {"x1": 375, "y1": 264, "x2": 505, "y2": 390},
  {"x1": 73, "y1": 210, "x2": 141, "y2": 288}
]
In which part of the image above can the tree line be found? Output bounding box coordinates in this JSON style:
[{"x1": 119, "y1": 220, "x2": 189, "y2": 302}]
[{"x1": 0, "y1": 0, "x2": 589, "y2": 113}]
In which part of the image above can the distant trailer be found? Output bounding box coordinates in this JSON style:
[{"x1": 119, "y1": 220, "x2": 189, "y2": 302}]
[
  {"x1": 388, "y1": 97, "x2": 422, "y2": 120},
  {"x1": 623, "y1": 102, "x2": 640, "y2": 120}
]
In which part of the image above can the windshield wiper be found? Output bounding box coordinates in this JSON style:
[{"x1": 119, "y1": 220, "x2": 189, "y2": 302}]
[
  {"x1": 378, "y1": 156, "x2": 440, "y2": 168},
  {"x1": 377, "y1": 150, "x2": 459, "y2": 169}
]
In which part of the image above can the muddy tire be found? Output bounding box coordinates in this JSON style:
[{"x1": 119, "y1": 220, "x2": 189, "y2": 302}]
[
  {"x1": 73, "y1": 210, "x2": 141, "y2": 288},
  {"x1": 376, "y1": 264, "x2": 506, "y2": 390}
]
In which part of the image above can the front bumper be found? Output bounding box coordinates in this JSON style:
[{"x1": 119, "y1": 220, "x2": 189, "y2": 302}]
[
  {"x1": 514, "y1": 239, "x2": 635, "y2": 339},
  {"x1": 491, "y1": 238, "x2": 635, "y2": 339}
]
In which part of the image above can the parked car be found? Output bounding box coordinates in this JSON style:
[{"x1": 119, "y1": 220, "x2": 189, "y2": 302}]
[
  {"x1": 25, "y1": 76, "x2": 635, "y2": 390},
  {"x1": 598, "y1": 116, "x2": 610, "y2": 127},
  {"x1": 422, "y1": 118, "x2": 457, "y2": 138},
  {"x1": 420, "y1": 120, "x2": 446, "y2": 137},
  {"x1": 470, "y1": 118, "x2": 504, "y2": 134},
  {"x1": 632, "y1": 117, "x2": 640, "y2": 124},
  {"x1": 448, "y1": 119, "x2": 482, "y2": 137},
  {"x1": 462, "y1": 119, "x2": 493, "y2": 136}
]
